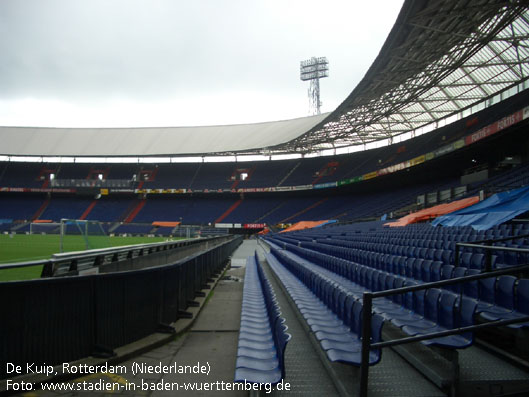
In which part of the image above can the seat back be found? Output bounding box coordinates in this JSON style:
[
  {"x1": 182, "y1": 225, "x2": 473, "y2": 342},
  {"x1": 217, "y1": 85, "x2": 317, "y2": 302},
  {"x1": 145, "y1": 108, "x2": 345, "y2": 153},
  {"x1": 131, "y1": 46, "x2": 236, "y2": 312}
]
[
  {"x1": 451, "y1": 266, "x2": 468, "y2": 294},
  {"x1": 464, "y1": 269, "x2": 480, "y2": 299},
  {"x1": 479, "y1": 276, "x2": 497, "y2": 304},
  {"x1": 430, "y1": 261, "x2": 442, "y2": 282},
  {"x1": 343, "y1": 294, "x2": 357, "y2": 329},
  {"x1": 421, "y1": 260, "x2": 433, "y2": 282},
  {"x1": 352, "y1": 300, "x2": 363, "y2": 337},
  {"x1": 458, "y1": 297, "x2": 478, "y2": 342},
  {"x1": 460, "y1": 252, "x2": 473, "y2": 267},
  {"x1": 368, "y1": 314, "x2": 384, "y2": 365},
  {"x1": 274, "y1": 318, "x2": 292, "y2": 381},
  {"x1": 516, "y1": 279, "x2": 529, "y2": 315},
  {"x1": 405, "y1": 258, "x2": 416, "y2": 278},
  {"x1": 413, "y1": 259, "x2": 424, "y2": 280},
  {"x1": 495, "y1": 275, "x2": 517, "y2": 310},
  {"x1": 440, "y1": 264, "x2": 455, "y2": 281},
  {"x1": 438, "y1": 292, "x2": 457, "y2": 329},
  {"x1": 470, "y1": 253, "x2": 485, "y2": 270},
  {"x1": 413, "y1": 289, "x2": 427, "y2": 316},
  {"x1": 424, "y1": 288, "x2": 442, "y2": 323}
]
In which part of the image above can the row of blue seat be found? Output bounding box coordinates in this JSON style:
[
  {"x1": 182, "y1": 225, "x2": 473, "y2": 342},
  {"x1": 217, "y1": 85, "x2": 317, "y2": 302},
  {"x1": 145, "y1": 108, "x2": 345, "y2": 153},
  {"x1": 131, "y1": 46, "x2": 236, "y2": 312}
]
[
  {"x1": 271, "y1": 238, "x2": 529, "y2": 330},
  {"x1": 306, "y1": 230, "x2": 528, "y2": 245},
  {"x1": 297, "y1": 222, "x2": 529, "y2": 240},
  {"x1": 267, "y1": 242, "x2": 478, "y2": 350},
  {"x1": 311, "y1": 238, "x2": 525, "y2": 270},
  {"x1": 295, "y1": 237, "x2": 519, "y2": 273},
  {"x1": 265, "y1": 249, "x2": 384, "y2": 366},
  {"x1": 234, "y1": 254, "x2": 290, "y2": 385},
  {"x1": 292, "y1": 223, "x2": 529, "y2": 253}
]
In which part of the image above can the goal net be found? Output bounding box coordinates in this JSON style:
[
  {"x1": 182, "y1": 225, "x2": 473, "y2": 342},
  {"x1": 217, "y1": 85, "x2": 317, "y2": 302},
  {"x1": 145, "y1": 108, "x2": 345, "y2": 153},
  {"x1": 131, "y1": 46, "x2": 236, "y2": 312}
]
[
  {"x1": 59, "y1": 219, "x2": 109, "y2": 252},
  {"x1": 29, "y1": 222, "x2": 62, "y2": 235}
]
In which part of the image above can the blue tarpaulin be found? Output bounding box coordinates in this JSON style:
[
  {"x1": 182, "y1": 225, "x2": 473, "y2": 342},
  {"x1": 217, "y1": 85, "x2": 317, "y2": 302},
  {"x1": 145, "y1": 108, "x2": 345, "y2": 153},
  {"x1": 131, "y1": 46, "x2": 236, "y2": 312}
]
[{"x1": 432, "y1": 186, "x2": 529, "y2": 230}]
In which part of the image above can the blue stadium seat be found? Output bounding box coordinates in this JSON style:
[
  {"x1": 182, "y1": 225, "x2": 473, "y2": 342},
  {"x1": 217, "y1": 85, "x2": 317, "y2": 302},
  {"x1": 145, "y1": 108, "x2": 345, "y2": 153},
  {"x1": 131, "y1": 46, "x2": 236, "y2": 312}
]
[
  {"x1": 396, "y1": 256, "x2": 407, "y2": 276},
  {"x1": 441, "y1": 249, "x2": 453, "y2": 265},
  {"x1": 390, "y1": 289, "x2": 427, "y2": 328},
  {"x1": 429, "y1": 261, "x2": 442, "y2": 282},
  {"x1": 476, "y1": 276, "x2": 497, "y2": 312},
  {"x1": 421, "y1": 260, "x2": 433, "y2": 282},
  {"x1": 405, "y1": 258, "x2": 416, "y2": 278},
  {"x1": 440, "y1": 265, "x2": 455, "y2": 281},
  {"x1": 265, "y1": 250, "x2": 384, "y2": 367},
  {"x1": 423, "y1": 297, "x2": 478, "y2": 349},
  {"x1": 235, "y1": 255, "x2": 291, "y2": 385},
  {"x1": 480, "y1": 275, "x2": 517, "y2": 321},
  {"x1": 463, "y1": 269, "x2": 480, "y2": 299},
  {"x1": 449, "y1": 266, "x2": 468, "y2": 294},
  {"x1": 506, "y1": 279, "x2": 529, "y2": 329},
  {"x1": 325, "y1": 314, "x2": 384, "y2": 366},
  {"x1": 413, "y1": 259, "x2": 424, "y2": 280},
  {"x1": 460, "y1": 252, "x2": 473, "y2": 268},
  {"x1": 470, "y1": 253, "x2": 485, "y2": 270},
  {"x1": 401, "y1": 289, "x2": 442, "y2": 334}
]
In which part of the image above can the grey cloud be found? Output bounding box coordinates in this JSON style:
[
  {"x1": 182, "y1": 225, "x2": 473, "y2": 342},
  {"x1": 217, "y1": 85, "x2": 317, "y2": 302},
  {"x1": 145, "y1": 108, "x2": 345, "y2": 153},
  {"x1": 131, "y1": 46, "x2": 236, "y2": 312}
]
[{"x1": 0, "y1": 0, "x2": 403, "y2": 114}]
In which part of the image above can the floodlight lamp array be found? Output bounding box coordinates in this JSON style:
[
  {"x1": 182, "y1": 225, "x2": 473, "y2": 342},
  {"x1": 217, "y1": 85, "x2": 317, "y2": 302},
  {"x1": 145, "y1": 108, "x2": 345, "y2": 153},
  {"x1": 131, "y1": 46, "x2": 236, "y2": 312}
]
[{"x1": 300, "y1": 57, "x2": 329, "y2": 81}]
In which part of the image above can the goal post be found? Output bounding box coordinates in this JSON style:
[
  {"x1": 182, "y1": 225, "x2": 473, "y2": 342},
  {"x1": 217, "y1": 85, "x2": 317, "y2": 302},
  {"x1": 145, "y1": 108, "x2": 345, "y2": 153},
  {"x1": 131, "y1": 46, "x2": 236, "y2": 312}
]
[
  {"x1": 59, "y1": 219, "x2": 108, "y2": 253},
  {"x1": 29, "y1": 222, "x2": 62, "y2": 235}
]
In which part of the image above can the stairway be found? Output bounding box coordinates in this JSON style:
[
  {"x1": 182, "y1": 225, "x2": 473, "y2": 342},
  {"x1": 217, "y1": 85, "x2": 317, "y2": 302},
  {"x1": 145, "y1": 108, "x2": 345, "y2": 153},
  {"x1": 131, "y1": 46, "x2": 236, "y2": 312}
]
[
  {"x1": 123, "y1": 200, "x2": 146, "y2": 223},
  {"x1": 277, "y1": 162, "x2": 301, "y2": 187},
  {"x1": 79, "y1": 200, "x2": 97, "y2": 220},
  {"x1": 31, "y1": 198, "x2": 51, "y2": 221},
  {"x1": 215, "y1": 199, "x2": 243, "y2": 224},
  {"x1": 280, "y1": 198, "x2": 328, "y2": 223}
]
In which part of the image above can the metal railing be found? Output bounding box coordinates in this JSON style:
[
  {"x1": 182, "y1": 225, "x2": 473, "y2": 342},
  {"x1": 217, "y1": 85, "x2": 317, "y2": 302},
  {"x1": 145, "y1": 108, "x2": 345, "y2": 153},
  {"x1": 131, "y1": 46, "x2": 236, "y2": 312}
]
[
  {"x1": 454, "y1": 233, "x2": 529, "y2": 272},
  {"x1": 0, "y1": 235, "x2": 243, "y2": 380},
  {"x1": 0, "y1": 235, "x2": 233, "y2": 277},
  {"x1": 359, "y1": 263, "x2": 529, "y2": 397}
]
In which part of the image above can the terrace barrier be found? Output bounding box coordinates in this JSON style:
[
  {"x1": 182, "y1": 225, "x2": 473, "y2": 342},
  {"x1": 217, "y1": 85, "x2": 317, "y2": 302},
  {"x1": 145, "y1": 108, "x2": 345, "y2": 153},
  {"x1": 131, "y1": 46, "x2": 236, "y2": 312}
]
[
  {"x1": 358, "y1": 262, "x2": 529, "y2": 397},
  {"x1": 0, "y1": 235, "x2": 234, "y2": 277},
  {"x1": 0, "y1": 235, "x2": 242, "y2": 380}
]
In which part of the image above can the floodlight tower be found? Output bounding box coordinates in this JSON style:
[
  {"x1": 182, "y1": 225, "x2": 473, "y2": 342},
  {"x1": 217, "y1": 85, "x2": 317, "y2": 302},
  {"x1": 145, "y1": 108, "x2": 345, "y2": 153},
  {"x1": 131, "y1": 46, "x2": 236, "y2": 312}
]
[{"x1": 300, "y1": 56, "x2": 329, "y2": 115}]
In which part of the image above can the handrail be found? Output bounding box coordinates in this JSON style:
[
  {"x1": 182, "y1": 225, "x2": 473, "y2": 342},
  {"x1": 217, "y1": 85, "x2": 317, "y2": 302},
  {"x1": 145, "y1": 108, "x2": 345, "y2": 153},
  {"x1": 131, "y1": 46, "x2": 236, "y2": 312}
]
[
  {"x1": 0, "y1": 235, "x2": 231, "y2": 276},
  {"x1": 358, "y1": 262, "x2": 529, "y2": 397},
  {"x1": 0, "y1": 235, "x2": 243, "y2": 381},
  {"x1": 470, "y1": 232, "x2": 529, "y2": 245},
  {"x1": 371, "y1": 316, "x2": 529, "y2": 350},
  {"x1": 455, "y1": 235, "x2": 529, "y2": 271},
  {"x1": 0, "y1": 259, "x2": 52, "y2": 271}
]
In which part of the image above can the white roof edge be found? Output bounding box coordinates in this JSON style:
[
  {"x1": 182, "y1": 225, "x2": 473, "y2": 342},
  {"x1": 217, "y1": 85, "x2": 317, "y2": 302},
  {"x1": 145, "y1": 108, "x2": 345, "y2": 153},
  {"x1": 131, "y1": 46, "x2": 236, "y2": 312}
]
[{"x1": 0, "y1": 113, "x2": 330, "y2": 157}]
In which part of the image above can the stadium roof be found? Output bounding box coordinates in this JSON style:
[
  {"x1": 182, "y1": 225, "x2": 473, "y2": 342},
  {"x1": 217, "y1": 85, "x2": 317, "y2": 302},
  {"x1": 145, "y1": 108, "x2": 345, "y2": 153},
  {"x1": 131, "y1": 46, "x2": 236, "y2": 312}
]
[
  {"x1": 0, "y1": 0, "x2": 528, "y2": 159},
  {"x1": 0, "y1": 113, "x2": 328, "y2": 158},
  {"x1": 286, "y1": 0, "x2": 529, "y2": 154}
]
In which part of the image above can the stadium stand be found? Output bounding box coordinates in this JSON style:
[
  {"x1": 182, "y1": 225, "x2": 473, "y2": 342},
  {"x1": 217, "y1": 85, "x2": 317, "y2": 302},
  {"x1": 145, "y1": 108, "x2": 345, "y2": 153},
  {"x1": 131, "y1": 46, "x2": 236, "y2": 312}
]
[
  {"x1": 84, "y1": 197, "x2": 137, "y2": 222},
  {"x1": 0, "y1": 3, "x2": 528, "y2": 396},
  {"x1": 260, "y1": 217, "x2": 529, "y2": 393},
  {"x1": 37, "y1": 197, "x2": 94, "y2": 221}
]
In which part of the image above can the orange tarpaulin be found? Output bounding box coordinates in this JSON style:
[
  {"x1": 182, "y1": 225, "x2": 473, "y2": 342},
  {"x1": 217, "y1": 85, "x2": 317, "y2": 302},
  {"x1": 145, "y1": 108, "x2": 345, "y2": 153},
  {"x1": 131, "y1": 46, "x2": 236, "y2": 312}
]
[
  {"x1": 279, "y1": 220, "x2": 329, "y2": 233},
  {"x1": 385, "y1": 196, "x2": 480, "y2": 227},
  {"x1": 152, "y1": 221, "x2": 181, "y2": 227}
]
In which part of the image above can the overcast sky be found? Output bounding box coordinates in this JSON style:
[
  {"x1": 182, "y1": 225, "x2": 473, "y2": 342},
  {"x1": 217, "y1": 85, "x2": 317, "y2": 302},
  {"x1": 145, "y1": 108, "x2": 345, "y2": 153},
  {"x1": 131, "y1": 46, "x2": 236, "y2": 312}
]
[{"x1": 0, "y1": 0, "x2": 404, "y2": 128}]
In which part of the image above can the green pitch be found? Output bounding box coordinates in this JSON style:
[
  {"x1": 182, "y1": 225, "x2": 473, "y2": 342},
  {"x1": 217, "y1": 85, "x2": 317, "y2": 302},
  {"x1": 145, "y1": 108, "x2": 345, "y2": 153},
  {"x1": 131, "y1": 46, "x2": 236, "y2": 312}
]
[{"x1": 0, "y1": 234, "x2": 181, "y2": 281}]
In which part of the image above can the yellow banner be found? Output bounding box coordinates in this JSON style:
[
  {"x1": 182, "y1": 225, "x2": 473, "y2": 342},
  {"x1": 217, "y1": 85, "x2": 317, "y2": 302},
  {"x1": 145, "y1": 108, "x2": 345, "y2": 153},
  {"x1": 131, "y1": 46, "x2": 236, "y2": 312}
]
[{"x1": 363, "y1": 171, "x2": 377, "y2": 180}]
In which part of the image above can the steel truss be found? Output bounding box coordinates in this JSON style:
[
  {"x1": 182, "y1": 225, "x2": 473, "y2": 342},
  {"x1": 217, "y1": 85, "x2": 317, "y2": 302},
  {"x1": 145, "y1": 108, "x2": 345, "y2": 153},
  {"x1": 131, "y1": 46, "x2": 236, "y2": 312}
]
[{"x1": 239, "y1": 0, "x2": 529, "y2": 156}]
